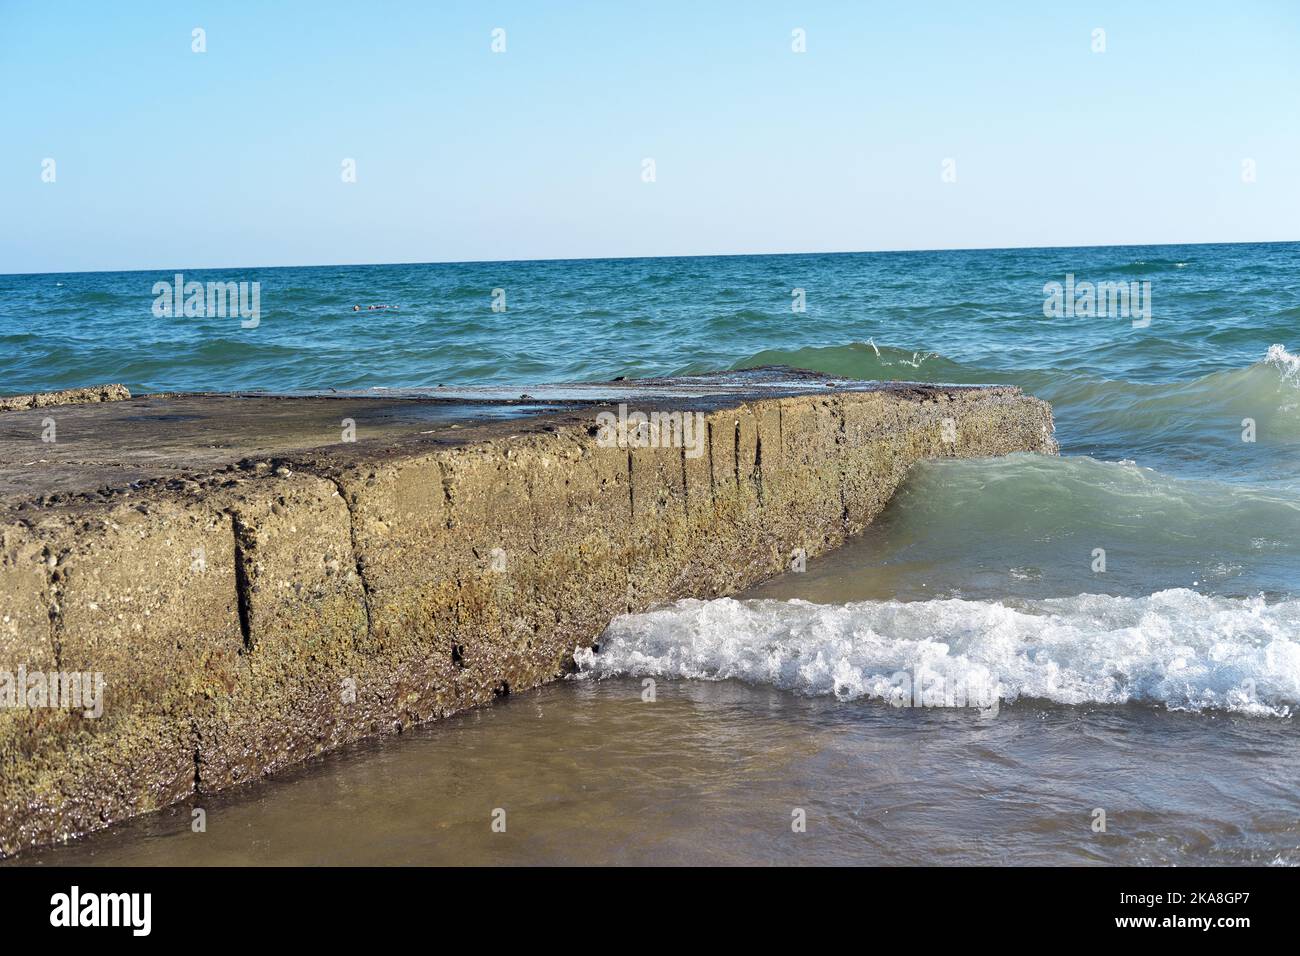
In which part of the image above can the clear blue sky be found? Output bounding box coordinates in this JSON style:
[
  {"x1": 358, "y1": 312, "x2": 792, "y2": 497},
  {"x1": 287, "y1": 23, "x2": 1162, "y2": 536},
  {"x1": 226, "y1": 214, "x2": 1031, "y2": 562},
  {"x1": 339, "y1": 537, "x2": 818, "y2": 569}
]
[{"x1": 2, "y1": 0, "x2": 1298, "y2": 273}]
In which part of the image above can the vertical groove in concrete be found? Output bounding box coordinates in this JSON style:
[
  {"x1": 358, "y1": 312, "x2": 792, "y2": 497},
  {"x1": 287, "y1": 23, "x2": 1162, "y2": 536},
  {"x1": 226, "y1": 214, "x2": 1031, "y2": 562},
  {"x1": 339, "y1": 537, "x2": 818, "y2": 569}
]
[
  {"x1": 228, "y1": 511, "x2": 254, "y2": 652},
  {"x1": 626, "y1": 448, "x2": 634, "y2": 517},
  {"x1": 835, "y1": 398, "x2": 850, "y2": 528},
  {"x1": 706, "y1": 421, "x2": 716, "y2": 504},
  {"x1": 777, "y1": 403, "x2": 785, "y2": 461},
  {"x1": 41, "y1": 544, "x2": 63, "y2": 672},
  {"x1": 325, "y1": 474, "x2": 374, "y2": 647},
  {"x1": 733, "y1": 418, "x2": 742, "y2": 489},
  {"x1": 437, "y1": 459, "x2": 456, "y2": 530},
  {"x1": 190, "y1": 717, "x2": 202, "y2": 793},
  {"x1": 678, "y1": 443, "x2": 690, "y2": 520}
]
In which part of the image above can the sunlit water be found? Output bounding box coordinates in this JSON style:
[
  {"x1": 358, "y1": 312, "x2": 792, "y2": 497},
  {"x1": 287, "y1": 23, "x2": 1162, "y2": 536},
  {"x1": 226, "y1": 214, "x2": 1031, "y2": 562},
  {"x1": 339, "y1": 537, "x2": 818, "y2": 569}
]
[{"x1": 4, "y1": 242, "x2": 1299, "y2": 865}]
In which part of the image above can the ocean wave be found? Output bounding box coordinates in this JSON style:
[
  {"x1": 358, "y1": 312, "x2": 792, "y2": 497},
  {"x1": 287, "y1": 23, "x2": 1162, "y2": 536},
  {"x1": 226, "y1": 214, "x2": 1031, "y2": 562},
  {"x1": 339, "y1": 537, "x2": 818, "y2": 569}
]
[
  {"x1": 732, "y1": 342, "x2": 1300, "y2": 445},
  {"x1": 825, "y1": 453, "x2": 1300, "y2": 603},
  {"x1": 576, "y1": 590, "x2": 1300, "y2": 717},
  {"x1": 732, "y1": 341, "x2": 978, "y2": 381},
  {"x1": 1049, "y1": 344, "x2": 1300, "y2": 448},
  {"x1": 1265, "y1": 342, "x2": 1300, "y2": 383},
  {"x1": 733, "y1": 340, "x2": 1298, "y2": 391}
]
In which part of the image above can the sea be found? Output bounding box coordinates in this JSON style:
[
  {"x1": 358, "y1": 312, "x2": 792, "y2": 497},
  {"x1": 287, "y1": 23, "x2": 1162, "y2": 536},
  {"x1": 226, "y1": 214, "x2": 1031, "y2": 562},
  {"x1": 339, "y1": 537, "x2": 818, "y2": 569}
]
[{"x1": 4, "y1": 241, "x2": 1298, "y2": 865}]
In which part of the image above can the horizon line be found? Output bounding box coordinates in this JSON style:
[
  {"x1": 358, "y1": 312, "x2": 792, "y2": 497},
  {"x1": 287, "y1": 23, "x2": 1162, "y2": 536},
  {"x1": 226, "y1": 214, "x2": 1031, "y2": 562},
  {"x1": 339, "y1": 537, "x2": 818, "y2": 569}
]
[{"x1": 4, "y1": 237, "x2": 1298, "y2": 278}]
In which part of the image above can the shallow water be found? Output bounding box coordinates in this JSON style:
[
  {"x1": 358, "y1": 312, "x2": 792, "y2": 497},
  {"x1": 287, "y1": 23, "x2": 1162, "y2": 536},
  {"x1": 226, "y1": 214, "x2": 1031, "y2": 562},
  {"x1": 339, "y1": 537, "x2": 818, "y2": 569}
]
[{"x1": 12, "y1": 679, "x2": 1298, "y2": 867}]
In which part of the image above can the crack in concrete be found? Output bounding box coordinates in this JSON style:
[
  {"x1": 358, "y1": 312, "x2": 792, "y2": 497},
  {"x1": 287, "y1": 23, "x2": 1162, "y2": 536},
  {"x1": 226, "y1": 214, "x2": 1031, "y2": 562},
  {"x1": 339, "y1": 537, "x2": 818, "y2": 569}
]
[
  {"x1": 437, "y1": 458, "x2": 456, "y2": 530},
  {"x1": 227, "y1": 511, "x2": 255, "y2": 652},
  {"x1": 41, "y1": 545, "x2": 64, "y2": 672},
  {"x1": 626, "y1": 448, "x2": 634, "y2": 517},
  {"x1": 323, "y1": 475, "x2": 375, "y2": 648},
  {"x1": 190, "y1": 717, "x2": 202, "y2": 793},
  {"x1": 679, "y1": 442, "x2": 689, "y2": 520},
  {"x1": 836, "y1": 399, "x2": 850, "y2": 528},
  {"x1": 706, "y1": 421, "x2": 716, "y2": 504},
  {"x1": 777, "y1": 403, "x2": 784, "y2": 460},
  {"x1": 733, "y1": 419, "x2": 741, "y2": 489}
]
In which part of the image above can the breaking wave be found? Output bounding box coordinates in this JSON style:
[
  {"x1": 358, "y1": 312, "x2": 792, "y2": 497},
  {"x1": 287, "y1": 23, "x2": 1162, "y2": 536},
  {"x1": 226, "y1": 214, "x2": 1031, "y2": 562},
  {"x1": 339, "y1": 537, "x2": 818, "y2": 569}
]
[{"x1": 577, "y1": 590, "x2": 1300, "y2": 717}]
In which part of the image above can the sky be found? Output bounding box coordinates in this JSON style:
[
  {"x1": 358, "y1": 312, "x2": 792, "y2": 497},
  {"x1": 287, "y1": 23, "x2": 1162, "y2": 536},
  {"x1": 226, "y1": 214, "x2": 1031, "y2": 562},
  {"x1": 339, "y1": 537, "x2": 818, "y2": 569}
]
[{"x1": 2, "y1": 0, "x2": 1298, "y2": 274}]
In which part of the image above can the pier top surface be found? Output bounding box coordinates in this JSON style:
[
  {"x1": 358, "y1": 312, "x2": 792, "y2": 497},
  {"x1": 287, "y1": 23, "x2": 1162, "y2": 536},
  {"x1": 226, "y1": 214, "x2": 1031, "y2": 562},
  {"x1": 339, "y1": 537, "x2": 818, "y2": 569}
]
[{"x1": 0, "y1": 368, "x2": 1014, "y2": 506}]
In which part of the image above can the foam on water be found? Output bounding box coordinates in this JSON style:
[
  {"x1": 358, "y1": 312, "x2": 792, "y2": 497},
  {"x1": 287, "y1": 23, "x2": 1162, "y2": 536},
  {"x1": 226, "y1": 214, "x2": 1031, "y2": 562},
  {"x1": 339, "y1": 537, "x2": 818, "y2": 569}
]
[
  {"x1": 1265, "y1": 343, "x2": 1300, "y2": 385},
  {"x1": 576, "y1": 590, "x2": 1300, "y2": 717}
]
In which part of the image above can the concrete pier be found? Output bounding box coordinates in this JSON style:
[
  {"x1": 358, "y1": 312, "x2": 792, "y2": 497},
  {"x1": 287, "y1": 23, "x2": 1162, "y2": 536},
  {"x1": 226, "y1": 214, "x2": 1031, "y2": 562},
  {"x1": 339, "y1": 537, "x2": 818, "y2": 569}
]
[{"x1": 0, "y1": 369, "x2": 1056, "y2": 855}]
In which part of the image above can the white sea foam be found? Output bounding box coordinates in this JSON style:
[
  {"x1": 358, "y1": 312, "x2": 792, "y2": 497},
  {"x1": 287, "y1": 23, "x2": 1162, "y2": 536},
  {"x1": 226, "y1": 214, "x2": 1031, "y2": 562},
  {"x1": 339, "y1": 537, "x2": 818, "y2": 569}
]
[
  {"x1": 1265, "y1": 343, "x2": 1299, "y2": 384},
  {"x1": 576, "y1": 590, "x2": 1300, "y2": 717}
]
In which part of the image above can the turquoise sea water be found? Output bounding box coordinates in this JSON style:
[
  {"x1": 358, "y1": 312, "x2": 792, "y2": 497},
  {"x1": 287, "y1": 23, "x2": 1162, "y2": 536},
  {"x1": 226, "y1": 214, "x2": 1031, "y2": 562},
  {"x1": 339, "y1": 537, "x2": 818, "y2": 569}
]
[{"x1": 2, "y1": 243, "x2": 1295, "y2": 399}]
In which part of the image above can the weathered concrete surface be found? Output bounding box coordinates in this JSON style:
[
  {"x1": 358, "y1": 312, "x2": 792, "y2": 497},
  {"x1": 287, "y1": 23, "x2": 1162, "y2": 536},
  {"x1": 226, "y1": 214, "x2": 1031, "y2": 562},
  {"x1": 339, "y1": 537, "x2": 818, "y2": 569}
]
[{"x1": 0, "y1": 369, "x2": 1056, "y2": 855}]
